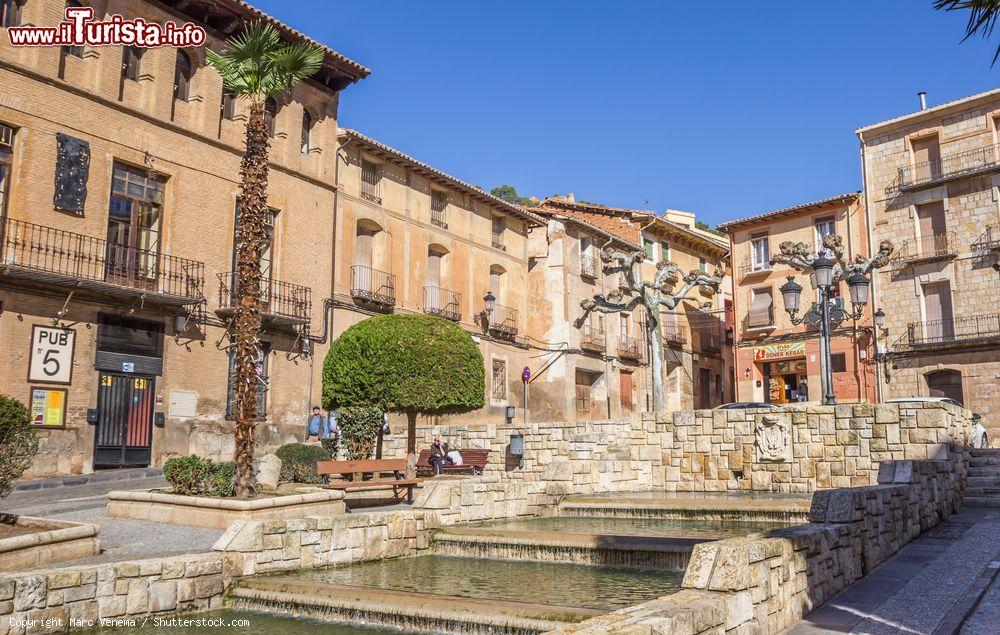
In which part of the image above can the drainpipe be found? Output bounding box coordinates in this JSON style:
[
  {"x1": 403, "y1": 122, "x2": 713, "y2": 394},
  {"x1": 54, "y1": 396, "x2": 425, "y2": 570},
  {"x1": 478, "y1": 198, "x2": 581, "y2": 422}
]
[{"x1": 858, "y1": 130, "x2": 881, "y2": 403}]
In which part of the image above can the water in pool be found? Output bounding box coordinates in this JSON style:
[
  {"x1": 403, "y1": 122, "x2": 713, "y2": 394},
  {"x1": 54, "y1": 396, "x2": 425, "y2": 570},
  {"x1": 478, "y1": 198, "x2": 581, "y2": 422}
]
[
  {"x1": 289, "y1": 554, "x2": 682, "y2": 611},
  {"x1": 89, "y1": 609, "x2": 410, "y2": 634},
  {"x1": 469, "y1": 515, "x2": 795, "y2": 538}
]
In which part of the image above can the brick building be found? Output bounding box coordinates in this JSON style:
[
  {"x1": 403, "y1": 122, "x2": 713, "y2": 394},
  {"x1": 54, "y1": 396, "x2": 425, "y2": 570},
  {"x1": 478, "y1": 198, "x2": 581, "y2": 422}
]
[
  {"x1": 0, "y1": 0, "x2": 368, "y2": 476},
  {"x1": 858, "y1": 89, "x2": 1000, "y2": 436},
  {"x1": 720, "y1": 193, "x2": 878, "y2": 405}
]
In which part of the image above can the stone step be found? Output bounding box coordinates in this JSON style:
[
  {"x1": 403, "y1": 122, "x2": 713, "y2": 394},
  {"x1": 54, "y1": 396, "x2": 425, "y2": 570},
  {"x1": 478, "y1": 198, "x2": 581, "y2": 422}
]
[
  {"x1": 964, "y1": 487, "x2": 1000, "y2": 496},
  {"x1": 967, "y1": 467, "x2": 1000, "y2": 477},
  {"x1": 970, "y1": 448, "x2": 1000, "y2": 455},
  {"x1": 967, "y1": 476, "x2": 1000, "y2": 487},
  {"x1": 969, "y1": 458, "x2": 1000, "y2": 467},
  {"x1": 964, "y1": 496, "x2": 1000, "y2": 508},
  {"x1": 558, "y1": 494, "x2": 812, "y2": 524}
]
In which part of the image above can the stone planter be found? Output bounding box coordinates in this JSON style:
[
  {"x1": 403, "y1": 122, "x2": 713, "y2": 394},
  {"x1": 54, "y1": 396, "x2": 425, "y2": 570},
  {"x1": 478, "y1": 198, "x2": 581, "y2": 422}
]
[
  {"x1": 0, "y1": 516, "x2": 99, "y2": 572},
  {"x1": 107, "y1": 489, "x2": 346, "y2": 530}
]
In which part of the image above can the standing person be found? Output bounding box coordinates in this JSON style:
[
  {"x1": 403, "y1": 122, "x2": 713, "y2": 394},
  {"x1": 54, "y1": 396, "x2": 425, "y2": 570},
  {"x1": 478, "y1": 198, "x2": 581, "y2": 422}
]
[
  {"x1": 797, "y1": 377, "x2": 808, "y2": 403},
  {"x1": 306, "y1": 405, "x2": 327, "y2": 442}
]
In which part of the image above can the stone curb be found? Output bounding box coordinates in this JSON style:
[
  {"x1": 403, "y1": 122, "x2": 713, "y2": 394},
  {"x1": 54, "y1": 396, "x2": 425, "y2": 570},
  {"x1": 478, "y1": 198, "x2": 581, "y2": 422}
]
[{"x1": 12, "y1": 468, "x2": 163, "y2": 492}]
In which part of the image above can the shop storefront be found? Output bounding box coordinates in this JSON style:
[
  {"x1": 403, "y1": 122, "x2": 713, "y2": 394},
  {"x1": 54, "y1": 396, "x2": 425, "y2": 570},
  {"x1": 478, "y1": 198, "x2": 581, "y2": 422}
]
[{"x1": 753, "y1": 342, "x2": 808, "y2": 404}]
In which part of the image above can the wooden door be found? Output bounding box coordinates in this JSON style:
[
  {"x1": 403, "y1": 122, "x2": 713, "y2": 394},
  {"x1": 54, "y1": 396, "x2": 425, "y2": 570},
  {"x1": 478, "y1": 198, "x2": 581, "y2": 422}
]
[
  {"x1": 619, "y1": 371, "x2": 633, "y2": 413},
  {"x1": 912, "y1": 136, "x2": 941, "y2": 182},
  {"x1": 916, "y1": 201, "x2": 946, "y2": 255},
  {"x1": 922, "y1": 281, "x2": 954, "y2": 342}
]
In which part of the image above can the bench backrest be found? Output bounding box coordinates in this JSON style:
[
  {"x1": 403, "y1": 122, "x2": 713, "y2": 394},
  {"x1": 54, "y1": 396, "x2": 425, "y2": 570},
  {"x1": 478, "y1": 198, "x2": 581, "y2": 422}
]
[
  {"x1": 415, "y1": 449, "x2": 490, "y2": 467},
  {"x1": 317, "y1": 459, "x2": 406, "y2": 475}
]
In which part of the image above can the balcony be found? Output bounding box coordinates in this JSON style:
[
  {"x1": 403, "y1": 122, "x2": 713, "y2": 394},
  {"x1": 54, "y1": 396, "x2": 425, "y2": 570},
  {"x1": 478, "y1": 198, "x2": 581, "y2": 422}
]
[
  {"x1": 739, "y1": 259, "x2": 771, "y2": 280},
  {"x1": 895, "y1": 232, "x2": 958, "y2": 266},
  {"x1": 350, "y1": 265, "x2": 396, "y2": 308},
  {"x1": 663, "y1": 326, "x2": 687, "y2": 348},
  {"x1": 580, "y1": 255, "x2": 599, "y2": 279},
  {"x1": 487, "y1": 302, "x2": 518, "y2": 337},
  {"x1": 892, "y1": 143, "x2": 1000, "y2": 193},
  {"x1": 217, "y1": 273, "x2": 311, "y2": 326},
  {"x1": 491, "y1": 232, "x2": 506, "y2": 251},
  {"x1": 698, "y1": 328, "x2": 723, "y2": 354},
  {"x1": 423, "y1": 286, "x2": 461, "y2": 321},
  {"x1": 580, "y1": 325, "x2": 606, "y2": 353},
  {"x1": 618, "y1": 335, "x2": 644, "y2": 362},
  {"x1": 973, "y1": 224, "x2": 1000, "y2": 255},
  {"x1": 899, "y1": 314, "x2": 1000, "y2": 350},
  {"x1": 431, "y1": 207, "x2": 448, "y2": 229},
  {"x1": 0, "y1": 217, "x2": 204, "y2": 306}
]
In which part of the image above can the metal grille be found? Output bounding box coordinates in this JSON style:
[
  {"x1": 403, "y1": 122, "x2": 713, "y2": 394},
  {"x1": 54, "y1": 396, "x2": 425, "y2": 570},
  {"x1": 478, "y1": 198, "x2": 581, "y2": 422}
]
[
  {"x1": 423, "y1": 286, "x2": 461, "y2": 321},
  {"x1": 217, "y1": 272, "x2": 311, "y2": 323},
  {"x1": 491, "y1": 359, "x2": 507, "y2": 401},
  {"x1": 350, "y1": 265, "x2": 396, "y2": 307},
  {"x1": 896, "y1": 232, "x2": 957, "y2": 264},
  {"x1": 361, "y1": 159, "x2": 382, "y2": 205},
  {"x1": 904, "y1": 314, "x2": 1000, "y2": 347},
  {"x1": 580, "y1": 255, "x2": 599, "y2": 278},
  {"x1": 431, "y1": 190, "x2": 448, "y2": 228},
  {"x1": 487, "y1": 302, "x2": 518, "y2": 336},
  {"x1": 896, "y1": 142, "x2": 1000, "y2": 191},
  {"x1": 618, "y1": 335, "x2": 643, "y2": 361}
]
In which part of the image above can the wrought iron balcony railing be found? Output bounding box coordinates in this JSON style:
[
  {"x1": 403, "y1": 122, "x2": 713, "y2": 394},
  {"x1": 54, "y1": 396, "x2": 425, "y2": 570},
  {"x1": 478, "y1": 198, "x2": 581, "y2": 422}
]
[
  {"x1": 580, "y1": 255, "x2": 599, "y2": 279},
  {"x1": 0, "y1": 217, "x2": 204, "y2": 304},
  {"x1": 492, "y1": 232, "x2": 506, "y2": 251},
  {"x1": 487, "y1": 302, "x2": 518, "y2": 336},
  {"x1": 893, "y1": 142, "x2": 1000, "y2": 192},
  {"x1": 698, "y1": 328, "x2": 723, "y2": 353},
  {"x1": 618, "y1": 335, "x2": 644, "y2": 361},
  {"x1": 896, "y1": 232, "x2": 957, "y2": 265},
  {"x1": 902, "y1": 314, "x2": 1000, "y2": 349},
  {"x1": 739, "y1": 259, "x2": 771, "y2": 279},
  {"x1": 431, "y1": 207, "x2": 448, "y2": 229},
  {"x1": 580, "y1": 326, "x2": 606, "y2": 352},
  {"x1": 973, "y1": 224, "x2": 1000, "y2": 255},
  {"x1": 350, "y1": 265, "x2": 396, "y2": 307},
  {"x1": 663, "y1": 326, "x2": 687, "y2": 347},
  {"x1": 423, "y1": 286, "x2": 461, "y2": 321},
  {"x1": 217, "y1": 272, "x2": 311, "y2": 324}
]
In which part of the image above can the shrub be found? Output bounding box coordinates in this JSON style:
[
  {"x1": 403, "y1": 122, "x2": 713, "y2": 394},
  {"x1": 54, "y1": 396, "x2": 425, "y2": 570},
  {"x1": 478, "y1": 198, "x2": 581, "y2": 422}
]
[
  {"x1": 323, "y1": 314, "x2": 484, "y2": 453},
  {"x1": 0, "y1": 396, "x2": 39, "y2": 498},
  {"x1": 275, "y1": 443, "x2": 331, "y2": 484},
  {"x1": 337, "y1": 407, "x2": 382, "y2": 461},
  {"x1": 320, "y1": 436, "x2": 339, "y2": 459},
  {"x1": 163, "y1": 455, "x2": 234, "y2": 497}
]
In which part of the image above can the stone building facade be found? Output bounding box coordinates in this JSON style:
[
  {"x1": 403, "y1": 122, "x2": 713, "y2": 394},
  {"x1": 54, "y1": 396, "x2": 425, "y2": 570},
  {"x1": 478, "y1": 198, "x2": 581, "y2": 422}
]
[
  {"x1": 0, "y1": 0, "x2": 368, "y2": 476},
  {"x1": 858, "y1": 88, "x2": 1000, "y2": 437},
  {"x1": 535, "y1": 197, "x2": 734, "y2": 412},
  {"x1": 720, "y1": 193, "x2": 878, "y2": 405}
]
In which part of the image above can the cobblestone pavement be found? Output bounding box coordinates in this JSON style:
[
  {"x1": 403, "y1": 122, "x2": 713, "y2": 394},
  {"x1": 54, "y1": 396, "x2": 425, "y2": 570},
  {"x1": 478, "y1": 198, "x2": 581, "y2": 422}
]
[
  {"x1": 785, "y1": 507, "x2": 1000, "y2": 635},
  {"x1": 3, "y1": 473, "x2": 223, "y2": 566}
]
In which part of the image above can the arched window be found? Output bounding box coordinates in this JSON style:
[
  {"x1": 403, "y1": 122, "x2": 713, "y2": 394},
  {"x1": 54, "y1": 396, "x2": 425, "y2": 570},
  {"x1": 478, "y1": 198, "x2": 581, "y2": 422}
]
[
  {"x1": 173, "y1": 50, "x2": 193, "y2": 101},
  {"x1": 300, "y1": 109, "x2": 313, "y2": 154},
  {"x1": 926, "y1": 369, "x2": 963, "y2": 404},
  {"x1": 1, "y1": 0, "x2": 25, "y2": 28},
  {"x1": 264, "y1": 97, "x2": 279, "y2": 138},
  {"x1": 121, "y1": 46, "x2": 143, "y2": 81}
]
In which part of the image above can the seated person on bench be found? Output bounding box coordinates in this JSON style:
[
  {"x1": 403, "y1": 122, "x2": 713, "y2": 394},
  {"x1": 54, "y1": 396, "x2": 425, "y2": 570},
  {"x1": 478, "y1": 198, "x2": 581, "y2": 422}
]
[{"x1": 430, "y1": 436, "x2": 452, "y2": 475}]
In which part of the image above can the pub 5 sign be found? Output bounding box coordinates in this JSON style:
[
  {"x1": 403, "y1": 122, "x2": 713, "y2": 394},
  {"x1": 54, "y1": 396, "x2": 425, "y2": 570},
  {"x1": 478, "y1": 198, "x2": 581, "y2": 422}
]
[{"x1": 29, "y1": 325, "x2": 76, "y2": 385}]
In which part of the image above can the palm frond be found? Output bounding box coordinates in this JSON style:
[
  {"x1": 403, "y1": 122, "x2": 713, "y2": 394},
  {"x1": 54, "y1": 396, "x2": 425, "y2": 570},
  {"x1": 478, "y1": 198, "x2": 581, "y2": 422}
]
[
  {"x1": 264, "y1": 42, "x2": 325, "y2": 96},
  {"x1": 933, "y1": 0, "x2": 1000, "y2": 64}
]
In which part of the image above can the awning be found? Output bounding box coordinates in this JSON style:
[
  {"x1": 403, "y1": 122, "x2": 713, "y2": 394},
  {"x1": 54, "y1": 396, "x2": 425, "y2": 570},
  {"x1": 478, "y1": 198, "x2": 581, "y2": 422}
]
[{"x1": 748, "y1": 292, "x2": 773, "y2": 328}]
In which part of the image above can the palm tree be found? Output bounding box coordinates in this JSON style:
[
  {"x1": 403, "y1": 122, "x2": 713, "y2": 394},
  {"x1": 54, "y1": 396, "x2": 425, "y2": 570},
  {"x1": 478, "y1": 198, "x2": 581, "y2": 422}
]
[
  {"x1": 934, "y1": 0, "x2": 1000, "y2": 63},
  {"x1": 207, "y1": 23, "x2": 323, "y2": 497}
]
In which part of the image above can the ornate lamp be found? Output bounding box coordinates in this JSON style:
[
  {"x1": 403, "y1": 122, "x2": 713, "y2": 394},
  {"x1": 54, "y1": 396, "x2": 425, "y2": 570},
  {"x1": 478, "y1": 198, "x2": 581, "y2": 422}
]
[
  {"x1": 846, "y1": 272, "x2": 870, "y2": 307},
  {"x1": 812, "y1": 253, "x2": 835, "y2": 288},
  {"x1": 779, "y1": 276, "x2": 803, "y2": 316}
]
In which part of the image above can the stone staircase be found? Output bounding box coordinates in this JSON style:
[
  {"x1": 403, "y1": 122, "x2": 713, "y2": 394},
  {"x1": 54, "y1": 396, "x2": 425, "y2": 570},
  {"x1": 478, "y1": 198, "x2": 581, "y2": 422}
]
[{"x1": 965, "y1": 448, "x2": 1000, "y2": 507}]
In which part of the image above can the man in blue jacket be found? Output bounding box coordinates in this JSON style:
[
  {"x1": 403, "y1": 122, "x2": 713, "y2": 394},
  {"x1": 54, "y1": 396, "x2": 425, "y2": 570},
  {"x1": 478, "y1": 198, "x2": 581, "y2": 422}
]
[{"x1": 306, "y1": 405, "x2": 330, "y2": 441}]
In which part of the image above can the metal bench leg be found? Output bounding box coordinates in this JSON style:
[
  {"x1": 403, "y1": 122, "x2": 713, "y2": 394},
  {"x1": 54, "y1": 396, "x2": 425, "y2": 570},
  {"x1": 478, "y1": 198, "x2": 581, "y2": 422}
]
[{"x1": 407, "y1": 484, "x2": 414, "y2": 504}]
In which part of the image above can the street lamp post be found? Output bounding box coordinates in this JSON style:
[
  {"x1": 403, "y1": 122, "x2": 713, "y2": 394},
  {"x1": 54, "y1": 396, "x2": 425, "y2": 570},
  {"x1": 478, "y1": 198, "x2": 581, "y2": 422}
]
[{"x1": 772, "y1": 234, "x2": 893, "y2": 406}]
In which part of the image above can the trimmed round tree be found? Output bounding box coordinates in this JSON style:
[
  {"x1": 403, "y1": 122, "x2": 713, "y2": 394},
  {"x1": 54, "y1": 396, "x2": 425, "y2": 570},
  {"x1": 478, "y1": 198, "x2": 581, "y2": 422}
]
[{"x1": 323, "y1": 314, "x2": 485, "y2": 455}]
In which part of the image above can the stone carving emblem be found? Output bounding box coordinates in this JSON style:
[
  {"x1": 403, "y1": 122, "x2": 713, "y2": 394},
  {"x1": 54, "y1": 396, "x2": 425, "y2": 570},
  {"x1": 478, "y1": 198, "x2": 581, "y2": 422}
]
[{"x1": 755, "y1": 414, "x2": 791, "y2": 463}]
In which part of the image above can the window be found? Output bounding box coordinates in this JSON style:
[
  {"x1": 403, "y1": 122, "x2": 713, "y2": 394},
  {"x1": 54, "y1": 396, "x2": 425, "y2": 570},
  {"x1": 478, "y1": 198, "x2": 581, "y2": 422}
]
[
  {"x1": 748, "y1": 287, "x2": 773, "y2": 328},
  {"x1": 0, "y1": 124, "x2": 12, "y2": 221},
  {"x1": 911, "y1": 135, "x2": 941, "y2": 182},
  {"x1": 814, "y1": 216, "x2": 835, "y2": 251},
  {"x1": 361, "y1": 158, "x2": 381, "y2": 204},
  {"x1": 750, "y1": 233, "x2": 769, "y2": 270},
  {"x1": 121, "y1": 46, "x2": 143, "y2": 81},
  {"x1": 491, "y1": 358, "x2": 507, "y2": 402},
  {"x1": 661, "y1": 242, "x2": 671, "y2": 262},
  {"x1": 221, "y1": 87, "x2": 236, "y2": 121},
  {"x1": 431, "y1": 189, "x2": 447, "y2": 228},
  {"x1": 107, "y1": 163, "x2": 165, "y2": 281},
  {"x1": 60, "y1": 1, "x2": 85, "y2": 59},
  {"x1": 173, "y1": 51, "x2": 192, "y2": 102},
  {"x1": 97, "y1": 314, "x2": 164, "y2": 358},
  {"x1": 300, "y1": 110, "x2": 313, "y2": 154},
  {"x1": 644, "y1": 237, "x2": 655, "y2": 261},
  {"x1": 489, "y1": 265, "x2": 504, "y2": 301},
  {"x1": 492, "y1": 215, "x2": 506, "y2": 250},
  {"x1": 830, "y1": 353, "x2": 846, "y2": 374},
  {"x1": 699, "y1": 257, "x2": 707, "y2": 273},
  {"x1": 926, "y1": 369, "x2": 963, "y2": 404},
  {"x1": 1, "y1": 0, "x2": 24, "y2": 28},
  {"x1": 225, "y1": 343, "x2": 270, "y2": 419},
  {"x1": 264, "y1": 97, "x2": 278, "y2": 138},
  {"x1": 232, "y1": 207, "x2": 276, "y2": 281}
]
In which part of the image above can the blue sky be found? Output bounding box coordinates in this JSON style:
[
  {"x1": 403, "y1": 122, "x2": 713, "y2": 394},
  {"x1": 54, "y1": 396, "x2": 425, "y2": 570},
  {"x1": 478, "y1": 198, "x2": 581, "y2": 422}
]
[{"x1": 255, "y1": 0, "x2": 997, "y2": 227}]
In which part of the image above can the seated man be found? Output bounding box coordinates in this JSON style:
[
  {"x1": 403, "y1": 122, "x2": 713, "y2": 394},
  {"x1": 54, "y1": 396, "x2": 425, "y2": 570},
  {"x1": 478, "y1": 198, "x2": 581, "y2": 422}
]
[{"x1": 429, "y1": 435, "x2": 452, "y2": 475}]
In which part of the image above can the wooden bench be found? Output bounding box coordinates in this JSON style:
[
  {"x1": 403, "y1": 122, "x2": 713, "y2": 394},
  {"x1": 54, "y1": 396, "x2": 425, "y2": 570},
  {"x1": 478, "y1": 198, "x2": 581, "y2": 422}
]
[
  {"x1": 415, "y1": 449, "x2": 490, "y2": 476},
  {"x1": 316, "y1": 459, "x2": 420, "y2": 504}
]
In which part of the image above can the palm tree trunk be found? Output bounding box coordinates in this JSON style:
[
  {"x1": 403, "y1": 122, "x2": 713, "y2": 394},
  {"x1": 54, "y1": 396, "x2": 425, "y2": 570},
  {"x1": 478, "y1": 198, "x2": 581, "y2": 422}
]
[{"x1": 232, "y1": 102, "x2": 270, "y2": 498}]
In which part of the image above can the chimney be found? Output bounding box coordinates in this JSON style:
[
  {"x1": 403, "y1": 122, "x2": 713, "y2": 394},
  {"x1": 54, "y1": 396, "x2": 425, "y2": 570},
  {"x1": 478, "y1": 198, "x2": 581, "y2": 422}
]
[{"x1": 918, "y1": 91, "x2": 927, "y2": 110}]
